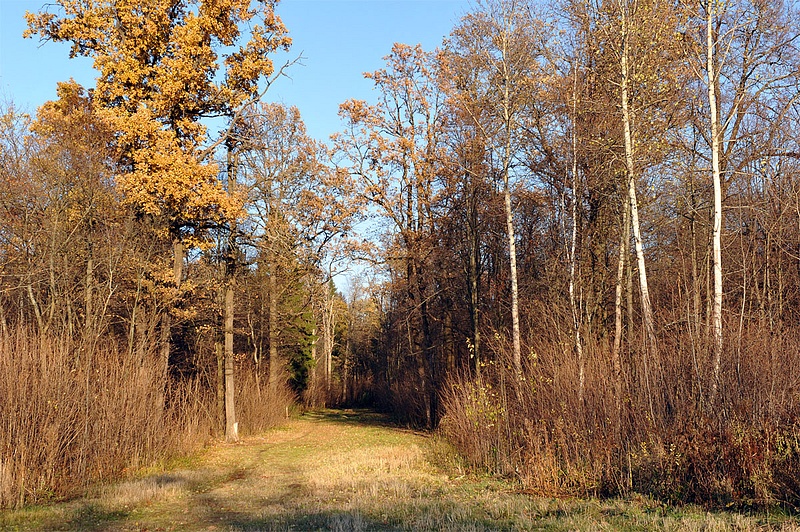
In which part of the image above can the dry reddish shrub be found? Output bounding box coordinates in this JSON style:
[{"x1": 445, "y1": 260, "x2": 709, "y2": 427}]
[{"x1": 439, "y1": 324, "x2": 800, "y2": 509}]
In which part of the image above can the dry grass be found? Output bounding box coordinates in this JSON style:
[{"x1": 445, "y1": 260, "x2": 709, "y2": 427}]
[
  {"x1": 0, "y1": 326, "x2": 293, "y2": 510},
  {"x1": 0, "y1": 326, "x2": 203, "y2": 508},
  {"x1": 439, "y1": 325, "x2": 800, "y2": 509},
  {"x1": 2, "y1": 410, "x2": 799, "y2": 531},
  {"x1": 235, "y1": 367, "x2": 295, "y2": 435}
]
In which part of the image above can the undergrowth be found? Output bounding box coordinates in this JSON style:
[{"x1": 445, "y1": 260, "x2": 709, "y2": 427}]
[
  {"x1": 0, "y1": 326, "x2": 292, "y2": 509},
  {"x1": 439, "y1": 325, "x2": 800, "y2": 510}
]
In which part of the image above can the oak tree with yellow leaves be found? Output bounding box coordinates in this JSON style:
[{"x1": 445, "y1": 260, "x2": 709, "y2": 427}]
[
  {"x1": 26, "y1": 0, "x2": 290, "y2": 246},
  {"x1": 27, "y1": 0, "x2": 291, "y2": 442}
]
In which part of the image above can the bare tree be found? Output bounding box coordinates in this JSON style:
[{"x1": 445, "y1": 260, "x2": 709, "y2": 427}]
[{"x1": 443, "y1": 0, "x2": 546, "y2": 373}]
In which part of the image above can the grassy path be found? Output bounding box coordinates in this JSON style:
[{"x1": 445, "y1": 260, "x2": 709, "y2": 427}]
[{"x1": 1, "y1": 410, "x2": 798, "y2": 531}]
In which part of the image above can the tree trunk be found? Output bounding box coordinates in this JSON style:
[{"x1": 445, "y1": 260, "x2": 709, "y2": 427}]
[
  {"x1": 224, "y1": 142, "x2": 239, "y2": 442},
  {"x1": 569, "y1": 60, "x2": 585, "y2": 404},
  {"x1": 690, "y1": 173, "x2": 702, "y2": 333},
  {"x1": 173, "y1": 240, "x2": 183, "y2": 289},
  {"x1": 323, "y1": 286, "x2": 335, "y2": 400},
  {"x1": 421, "y1": 294, "x2": 437, "y2": 427},
  {"x1": 161, "y1": 238, "x2": 184, "y2": 365},
  {"x1": 343, "y1": 333, "x2": 350, "y2": 404},
  {"x1": 612, "y1": 189, "x2": 631, "y2": 424},
  {"x1": 158, "y1": 238, "x2": 184, "y2": 403},
  {"x1": 620, "y1": 0, "x2": 657, "y2": 362},
  {"x1": 504, "y1": 137, "x2": 522, "y2": 376},
  {"x1": 84, "y1": 246, "x2": 93, "y2": 335},
  {"x1": 707, "y1": 0, "x2": 724, "y2": 401},
  {"x1": 467, "y1": 185, "x2": 481, "y2": 376},
  {"x1": 268, "y1": 259, "x2": 279, "y2": 396},
  {"x1": 409, "y1": 255, "x2": 437, "y2": 428},
  {"x1": 247, "y1": 311, "x2": 262, "y2": 400},
  {"x1": 26, "y1": 281, "x2": 44, "y2": 334},
  {"x1": 224, "y1": 280, "x2": 238, "y2": 442},
  {"x1": 309, "y1": 325, "x2": 319, "y2": 406},
  {"x1": 499, "y1": 25, "x2": 522, "y2": 375},
  {"x1": 444, "y1": 302, "x2": 455, "y2": 377},
  {"x1": 216, "y1": 341, "x2": 225, "y2": 433},
  {"x1": 0, "y1": 299, "x2": 7, "y2": 337}
]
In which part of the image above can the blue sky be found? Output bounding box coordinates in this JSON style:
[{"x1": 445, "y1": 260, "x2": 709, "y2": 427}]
[{"x1": 0, "y1": 0, "x2": 469, "y2": 143}]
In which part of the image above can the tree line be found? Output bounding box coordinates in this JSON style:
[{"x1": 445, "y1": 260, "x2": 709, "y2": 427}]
[
  {"x1": 335, "y1": 0, "x2": 800, "y2": 505},
  {"x1": 2, "y1": 0, "x2": 800, "y2": 509}
]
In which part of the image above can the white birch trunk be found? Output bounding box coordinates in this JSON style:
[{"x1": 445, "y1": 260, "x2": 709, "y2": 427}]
[
  {"x1": 707, "y1": 0, "x2": 724, "y2": 399},
  {"x1": 504, "y1": 175, "x2": 522, "y2": 374},
  {"x1": 500, "y1": 26, "x2": 522, "y2": 375},
  {"x1": 620, "y1": 0, "x2": 657, "y2": 357},
  {"x1": 612, "y1": 198, "x2": 630, "y2": 419},
  {"x1": 569, "y1": 62, "x2": 585, "y2": 403}
]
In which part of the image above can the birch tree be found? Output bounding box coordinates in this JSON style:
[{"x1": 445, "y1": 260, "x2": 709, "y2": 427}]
[
  {"x1": 443, "y1": 0, "x2": 545, "y2": 373},
  {"x1": 679, "y1": 0, "x2": 800, "y2": 401},
  {"x1": 705, "y1": 0, "x2": 724, "y2": 400}
]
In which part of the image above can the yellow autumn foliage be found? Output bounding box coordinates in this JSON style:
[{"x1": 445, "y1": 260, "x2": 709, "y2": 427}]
[{"x1": 26, "y1": 0, "x2": 291, "y2": 238}]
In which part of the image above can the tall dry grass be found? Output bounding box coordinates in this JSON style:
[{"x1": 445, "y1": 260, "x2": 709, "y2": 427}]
[
  {"x1": 0, "y1": 326, "x2": 208, "y2": 508},
  {"x1": 0, "y1": 327, "x2": 294, "y2": 509},
  {"x1": 439, "y1": 323, "x2": 800, "y2": 509},
  {"x1": 235, "y1": 364, "x2": 295, "y2": 434}
]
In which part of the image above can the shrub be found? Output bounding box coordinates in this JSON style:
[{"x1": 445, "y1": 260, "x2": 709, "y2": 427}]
[
  {"x1": 439, "y1": 325, "x2": 800, "y2": 509},
  {"x1": 0, "y1": 326, "x2": 293, "y2": 508}
]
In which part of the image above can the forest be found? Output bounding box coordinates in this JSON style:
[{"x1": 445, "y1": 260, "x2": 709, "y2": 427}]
[{"x1": 2, "y1": 0, "x2": 800, "y2": 512}]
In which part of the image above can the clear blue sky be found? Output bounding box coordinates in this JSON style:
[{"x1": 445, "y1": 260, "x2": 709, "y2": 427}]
[{"x1": 0, "y1": 0, "x2": 470, "y2": 143}]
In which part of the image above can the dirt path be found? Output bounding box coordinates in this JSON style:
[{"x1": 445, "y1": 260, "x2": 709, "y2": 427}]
[{"x1": 1, "y1": 410, "x2": 795, "y2": 531}]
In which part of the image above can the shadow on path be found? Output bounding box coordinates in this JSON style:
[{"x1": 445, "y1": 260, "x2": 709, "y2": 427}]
[{"x1": 301, "y1": 408, "x2": 403, "y2": 429}]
